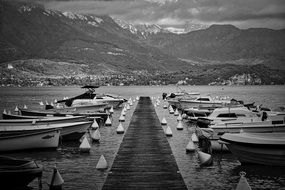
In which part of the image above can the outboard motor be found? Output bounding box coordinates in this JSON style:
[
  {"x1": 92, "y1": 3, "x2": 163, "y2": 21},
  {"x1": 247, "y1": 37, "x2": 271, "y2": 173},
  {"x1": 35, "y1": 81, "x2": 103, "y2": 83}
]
[
  {"x1": 169, "y1": 93, "x2": 176, "y2": 98},
  {"x1": 261, "y1": 111, "x2": 268, "y2": 121},
  {"x1": 162, "y1": 92, "x2": 167, "y2": 100}
]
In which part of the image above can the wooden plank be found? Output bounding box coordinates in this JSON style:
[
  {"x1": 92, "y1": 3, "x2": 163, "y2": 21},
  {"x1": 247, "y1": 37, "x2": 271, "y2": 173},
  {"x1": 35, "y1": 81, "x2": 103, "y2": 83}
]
[{"x1": 102, "y1": 96, "x2": 187, "y2": 190}]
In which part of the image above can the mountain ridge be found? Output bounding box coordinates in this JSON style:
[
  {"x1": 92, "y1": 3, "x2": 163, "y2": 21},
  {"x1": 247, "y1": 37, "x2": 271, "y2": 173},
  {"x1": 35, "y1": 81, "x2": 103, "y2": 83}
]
[{"x1": 0, "y1": 0, "x2": 285, "y2": 85}]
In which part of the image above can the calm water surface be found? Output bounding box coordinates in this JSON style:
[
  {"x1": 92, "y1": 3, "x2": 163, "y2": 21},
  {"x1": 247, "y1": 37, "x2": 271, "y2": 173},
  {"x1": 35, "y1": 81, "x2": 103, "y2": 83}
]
[{"x1": 0, "y1": 85, "x2": 285, "y2": 190}]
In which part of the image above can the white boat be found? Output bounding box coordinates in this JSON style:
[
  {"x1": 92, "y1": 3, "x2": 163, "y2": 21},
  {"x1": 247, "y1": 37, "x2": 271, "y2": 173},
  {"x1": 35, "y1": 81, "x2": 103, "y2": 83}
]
[
  {"x1": 0, "y1": 121, "x2": 92, "y2": 141},
  {"x1": 196, "y1": 106, "x2": 261, "y2": 128},
  {"x1": 57, "y1": 85, "x2": 126, "y2": 108},
  {"x1": 184, "y1": 108, "x2": 212, "y2": 122},
  {"x1": 202, "y1": 119, "x2": 285, "y2": 151},
  {"x1": 0, "y1": 129, "x2": 60, "y2": 151},
  {"x1": 219, "y1": 132, "x2": 285, "y2": 166},
  {"x1": 179, "y1": 95, "x2": 231, "y2": 110},
  {"x1": 167, "y1": 94, "x2": 199, "y2": 110},
  {"x1": 72, "y1": 94, "x2": 125, "y2": 109}
]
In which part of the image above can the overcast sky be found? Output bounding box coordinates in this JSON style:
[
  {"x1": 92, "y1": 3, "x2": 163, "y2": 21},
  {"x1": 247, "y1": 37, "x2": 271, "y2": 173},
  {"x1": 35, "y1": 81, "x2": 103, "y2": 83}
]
[{"x1": 39, "y1": 0, "x2": 285, "y2": 29}]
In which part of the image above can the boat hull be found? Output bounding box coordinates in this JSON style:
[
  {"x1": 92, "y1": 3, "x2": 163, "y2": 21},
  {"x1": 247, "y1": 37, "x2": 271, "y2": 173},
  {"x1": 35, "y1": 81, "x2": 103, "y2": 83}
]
[
  {"x1": 0, "y1": 121, "x2": 92, "y2": 141},
  {"x1": 0, "y1": 157, "x2": 43, "y2": 187},
  {"x1": 220, "y1": 132, "x2": 285, "y2": 166},
  {"x1": 208, "y1": 122, "x2": 285, "y2": 151},
  {"x1": 20, "y1": 109, "x2": 109, "y2": 122},
  {"x1": 0, "y1": 129, "x2": 60, "y2": 151},
  {"x1": 179, "y1": 100, "x2": 223, "y2": 110},
  {"x1": 0, "y1": 115, "x2": 87, "y2": 126},
  {"x1": 225, "y1": 143, "x2": 285, "y2": 166}
]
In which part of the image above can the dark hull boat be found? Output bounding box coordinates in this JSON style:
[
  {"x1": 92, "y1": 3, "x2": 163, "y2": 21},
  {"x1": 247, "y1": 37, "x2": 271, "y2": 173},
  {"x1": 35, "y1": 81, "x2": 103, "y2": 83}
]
[
  {"x1": 0, "y1": 156, "x2": 43, "y2": 188},
  {"x1": 0, "y1": 115, "x2": 87, "y2": 125},
  {"x1": 219, "y1": 132, "x2": 285, "y2": 166},
  {"x1": 19, "y1": 108, "x2": 109, "y2": 122}
]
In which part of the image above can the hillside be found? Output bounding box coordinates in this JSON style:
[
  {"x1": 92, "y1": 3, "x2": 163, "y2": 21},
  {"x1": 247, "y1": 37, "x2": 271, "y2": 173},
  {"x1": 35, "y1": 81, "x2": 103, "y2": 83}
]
[
  {"x1": 0, "y1": 1, "x2": 189, "y2": 75},
  {"x1": 0, "y1": 1, "x2": 285, "y2": 86},
  {"x1": 140, "y1": 25, "x2": 285, "y2": 70}
]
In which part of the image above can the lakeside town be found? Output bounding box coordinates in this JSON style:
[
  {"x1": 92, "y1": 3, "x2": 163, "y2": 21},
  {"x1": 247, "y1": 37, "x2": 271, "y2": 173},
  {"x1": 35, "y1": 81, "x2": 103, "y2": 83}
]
[{"x1": 0, "y1": 72, "x2": 266, "y2": 87}]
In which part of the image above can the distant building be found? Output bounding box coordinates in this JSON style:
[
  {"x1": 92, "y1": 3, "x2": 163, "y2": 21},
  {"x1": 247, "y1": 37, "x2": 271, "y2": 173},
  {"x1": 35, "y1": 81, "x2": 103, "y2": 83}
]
[{"x1": 7, "y1": 64, "x2": 13, "y2": 69}]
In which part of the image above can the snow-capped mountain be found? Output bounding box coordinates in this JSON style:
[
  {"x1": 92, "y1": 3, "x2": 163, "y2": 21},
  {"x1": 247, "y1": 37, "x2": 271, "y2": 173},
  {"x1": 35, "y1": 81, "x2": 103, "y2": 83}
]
[{"x1": 113, "y1": 18, "x2": 209, "y2": 35}]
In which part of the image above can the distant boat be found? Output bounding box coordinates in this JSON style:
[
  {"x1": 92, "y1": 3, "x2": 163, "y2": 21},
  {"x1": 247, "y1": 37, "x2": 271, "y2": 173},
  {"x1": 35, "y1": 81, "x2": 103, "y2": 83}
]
[
  {"x1": 179, "y1": 95, "x2": 230, "y2": 110},
  {"x1": 56, "y1": 85, "x2": 126, "y2": 108},
  {"x1": 219, "y1": 132, "x2": 285, "y2": 166},
  {"x1": 0, "y1": 129, "x2": 60, "y2": 151},
  {"x1": 0, "y1": 121, "x2": 92, "y2": 141},
  {"x1": 0, "y1": 156, "x2": 43, "y2": 187}
]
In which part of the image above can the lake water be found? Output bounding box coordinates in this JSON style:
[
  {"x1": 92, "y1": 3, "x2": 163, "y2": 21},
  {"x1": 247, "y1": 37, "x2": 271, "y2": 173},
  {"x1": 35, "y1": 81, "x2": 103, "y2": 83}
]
[{"x1": 0, "y1": 85, "x2": 285, "y2": 190}]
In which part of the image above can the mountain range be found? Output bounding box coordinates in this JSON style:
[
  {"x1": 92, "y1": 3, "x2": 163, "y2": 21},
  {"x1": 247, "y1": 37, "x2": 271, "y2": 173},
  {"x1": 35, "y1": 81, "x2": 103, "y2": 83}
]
[{"x1": 0, "y1": 1, "x2": 285, "y2": 85}]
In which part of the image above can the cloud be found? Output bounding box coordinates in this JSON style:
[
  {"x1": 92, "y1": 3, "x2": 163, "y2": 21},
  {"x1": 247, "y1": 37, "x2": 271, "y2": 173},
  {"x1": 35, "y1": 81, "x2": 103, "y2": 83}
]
[{"x1": 37, "y1": 0, "x2": 285, "y2": 29}]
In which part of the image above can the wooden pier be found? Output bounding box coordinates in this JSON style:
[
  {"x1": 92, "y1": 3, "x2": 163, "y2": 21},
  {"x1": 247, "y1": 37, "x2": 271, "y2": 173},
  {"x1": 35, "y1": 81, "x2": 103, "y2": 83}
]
[{"x1": 102, "y1": 96, "x2": 187, "y2": 190}]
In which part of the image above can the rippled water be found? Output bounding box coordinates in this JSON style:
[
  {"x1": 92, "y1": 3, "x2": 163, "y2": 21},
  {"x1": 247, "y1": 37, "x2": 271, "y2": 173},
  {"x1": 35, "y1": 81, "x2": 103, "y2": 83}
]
[{"x1": 0, "y1": 85, "x2": 285, "y2": 190}]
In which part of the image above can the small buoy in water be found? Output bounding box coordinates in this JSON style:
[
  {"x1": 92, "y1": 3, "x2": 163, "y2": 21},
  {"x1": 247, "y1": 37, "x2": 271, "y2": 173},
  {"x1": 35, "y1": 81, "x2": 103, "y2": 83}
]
[
  {"x1": 91, "y1": 118, "x2": 99, "y2": 129},
  {"x1": 191, "y1": 133, "x2": 199, "y2": 143},
  {"x1": 79, "y1": 136, "x2": 91, "y2": 153},
  {"x1": 24, "y1": 105, "x2": 28, "y2": 109},
  {"x1": 169, "y1": 107, "x2": 174, "y2": 114},
  {"x1": 236, "y1": 171, "x2": 252, "y2": 190},
  {"x1": 174, "y1": 109, "x2": 179, "y2": 116},
  {"x1": 3, "y1": 109, "x2": 7, "y2": 114},
  {"x1": 109, "y1": 106, "x2": 114, "y2": 114},
  {"x1": 163, "y1": 104, "x2": 168, "y2": 109},
  {"x1": 176, "y1": 120, "x2": 183, "y2": 130},
  {"x1": 105, "y1": 116, "x2": 112, "y2": 126},
  {"x1": 197, "y1": 151, "x2": 213, "y2": 166},
  {"x1": 165, "y1": 126, "x2": 173, "y2": 137},
  {"x1": 186, "y1": 139, "x2": 195, "y2": 153},
  {"x1": 39, "y1": 101, "x2": 44, "y2": 106},
  {"x1": 14, "y1": 106, "x2": 19, "y2": 113},
  {"x1": 161, "y1": 117, "x2": 167, "y2": 125},
  {"x1": 96, "y1": 155, "x2": 108, "y2": 170},
  {"x1": 119, "y1": 114, "x2": 125, "y2": 122},
  {"x1": 121, "y1": 109, "x2": 126, "y2": 116},
  {"x1": 177, "y1": 114, "x2": 182, "y2": 121},
  {"x1": 48, "y1": 165, "x2": 64, "y2": 190},
  {"x1": 116, "y1": 122, "x2": 125, "y2": 134},
  {"x1": 91, "y1": 129, "x2": 100, "y2": 142},
  {"x1": 182, "y1": 113, "x2": 187, "y2": 119}
]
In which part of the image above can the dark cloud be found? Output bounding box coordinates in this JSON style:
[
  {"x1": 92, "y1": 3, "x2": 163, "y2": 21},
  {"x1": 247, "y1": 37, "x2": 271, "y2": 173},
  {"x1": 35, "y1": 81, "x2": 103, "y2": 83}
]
[{"x1": 34, "y1": 0, "x2": 285, "y2": 29}]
